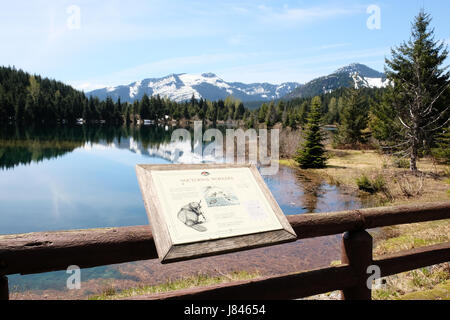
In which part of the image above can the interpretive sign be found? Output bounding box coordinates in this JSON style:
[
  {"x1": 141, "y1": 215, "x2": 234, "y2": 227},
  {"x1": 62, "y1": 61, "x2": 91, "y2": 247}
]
[{"x1": 135, "y1": 164, "x2": 297, "y2": 263}]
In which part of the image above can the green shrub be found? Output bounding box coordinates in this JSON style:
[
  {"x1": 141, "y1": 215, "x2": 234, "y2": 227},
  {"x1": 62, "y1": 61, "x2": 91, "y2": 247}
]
[
  {"x1": 356, "y1": 174, "x2": 387, "y2": 194},
  {"x1": 392, "y1": 157, "x2": 410, "y2": 169},
  {"x1": 431, "y1": 126, "x2": 450, "y2": 164}
]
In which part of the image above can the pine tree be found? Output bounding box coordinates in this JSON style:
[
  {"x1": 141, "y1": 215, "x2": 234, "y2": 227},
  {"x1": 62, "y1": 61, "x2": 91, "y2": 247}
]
[
  {"x1": 369, "y1": 88, "x2": 402, "y2": 144},
  {"x1": 0, "y1": 84, "x2": 7, "y2": 123},
  {"x1": 234, "y1": 101, "x2": 245, "y2": 120},
  {"x1": 297, "y1": 101, "x2": 309, "y2": 127},
  {"x1": 326, "y1": 97, "x2": 338, "y2": 124},
  {"x1": 385, "y1": 10, "x2": 450, "y2": 171},
  {"x1": 206, "y1": 101, "x2": 217, "y2": 124},
  {"x1": 139, "y1": 94, "x2": 151, "y2": 121},
  {"x1": 287, "y1": 110, "x2": 297, "y2": 128},
  {"x1": 334, "y1": 88, "x2": 368, "y2": 146},
  {"x1": 431, "y1": 125, "x2": 450, "y2": 164},
  {"x1": 295, "y1": 96, "x2": 327, "y2": 168},
  {"x1": 265, "y1": 101, "x2": 277, "y2": 127},
  {"x1": 258, "y1": 103, "x2": 268, "y2": 123}
]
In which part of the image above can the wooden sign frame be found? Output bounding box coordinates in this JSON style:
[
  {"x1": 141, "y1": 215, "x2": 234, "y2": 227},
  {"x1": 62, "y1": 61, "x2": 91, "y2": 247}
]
[{"x1": 135, "y1": 164, "x2": 297, "y2": 263}]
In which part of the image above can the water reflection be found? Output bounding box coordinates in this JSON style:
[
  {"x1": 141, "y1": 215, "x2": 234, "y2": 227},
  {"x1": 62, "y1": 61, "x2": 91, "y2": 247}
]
[
  {"x1": 265, "y1": 166, "x2": 363, "y2": 214},
  {"x1": 0, "y1": 125, "x2": 175, "y2": 170}
]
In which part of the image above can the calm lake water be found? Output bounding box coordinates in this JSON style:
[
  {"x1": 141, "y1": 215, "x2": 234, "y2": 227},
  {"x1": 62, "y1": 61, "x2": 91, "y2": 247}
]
[{"x1": 0, "y1": 125, "x2": 369, "y2": 298}]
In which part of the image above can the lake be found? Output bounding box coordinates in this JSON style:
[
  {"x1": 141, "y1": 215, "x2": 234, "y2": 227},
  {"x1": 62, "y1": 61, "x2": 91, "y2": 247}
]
[{"x1": 0, "y1": 125, "x2": 370, "y2": 299}]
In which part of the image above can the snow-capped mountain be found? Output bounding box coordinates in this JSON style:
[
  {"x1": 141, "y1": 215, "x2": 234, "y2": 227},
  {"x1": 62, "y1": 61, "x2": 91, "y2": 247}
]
[
  {"x1": 88, "y1": 72, "x2": 301, "y2": 103},
  {"x1": 284, "y1": 63, "x2": 388, "y2": 99}
]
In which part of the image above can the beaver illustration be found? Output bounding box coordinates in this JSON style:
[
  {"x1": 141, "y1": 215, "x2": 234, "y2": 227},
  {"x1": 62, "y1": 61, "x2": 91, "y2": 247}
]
[{"x1": 177, "y1": 201, "x2": 207, "y2": 232}]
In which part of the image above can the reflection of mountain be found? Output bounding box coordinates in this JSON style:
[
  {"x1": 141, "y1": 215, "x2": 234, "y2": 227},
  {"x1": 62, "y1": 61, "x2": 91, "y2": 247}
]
[
  {"x1": 0, "y1": 125, "x2": 223, "y2": 170},
  {"x1": 101, "y1": 136, "x2": 222, "y2": 164}
]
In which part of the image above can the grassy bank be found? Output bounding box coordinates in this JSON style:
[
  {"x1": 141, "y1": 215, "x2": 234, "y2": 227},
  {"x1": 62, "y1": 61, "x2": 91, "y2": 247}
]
[
  {"x1": 281, "y1": 149, "x2": 450, "y2": 207},
  {"x1": 89, "y1": 271, "x2": 261, "y2": 300},
  {"x1": 370, "y1": 219, "x2": 450, "y2": 300},
  {"x1": 283, "y1": 149, "x2": 450, "y2": 300}
]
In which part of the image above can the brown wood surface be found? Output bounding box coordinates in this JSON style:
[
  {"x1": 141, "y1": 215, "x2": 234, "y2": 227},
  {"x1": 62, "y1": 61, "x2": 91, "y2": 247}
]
[
  {"x1": 129, "y1": 242, "x2": 450, "y2": 300},
  {"x1": 0, "y1": 226, "x2": 157, "y2": 275},
  {"x1": 135, "y1": 163, "x2": 297, "y2": 263},
  {"x1": 165, "y1": 229, "x2": 295, "y2": 263},
  {"x1": 289, "y1": 201, "x2": 450, "y2": 238},
  {"x1": 135, "y1": 165, "x2": 173, "y2": 262},
  {"x1": 127, "y1": 264, "x2": 358, "y2": 300},
  {"x1": 0, "y1": 276, "x2": 8, "y2": 300},
  {"x1": 375, "y1": 241, "x2": 450, "y2": 277},
  {"x1": 0, "y1": 201, "x2": 449, "y2": 276},
  {"x1": 340, "y1": 230, "x2": 373, "y2": 300}
]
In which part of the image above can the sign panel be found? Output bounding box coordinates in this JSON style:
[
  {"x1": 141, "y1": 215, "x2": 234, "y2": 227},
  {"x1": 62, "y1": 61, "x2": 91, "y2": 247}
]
[{"x1": 136, "y1": 164, "x2": 296, "y2": 263}]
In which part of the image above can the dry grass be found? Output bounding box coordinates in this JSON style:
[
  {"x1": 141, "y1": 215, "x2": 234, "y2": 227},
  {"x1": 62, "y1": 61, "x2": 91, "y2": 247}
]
[
  {"x1": 282, "y1": 148, "x2": 450, "y2": 300},
  {"x1": 324, "y1": 220, "x2": 450, "y2": 300},
  {"x1": 372, "y1": 264, "x2": 450, "y2": 300},
  {"x1": 305, "y1": 149, "x2": 450, "y2": 205},
  {"x1": 371, "y1": 220, "x2": 450, "y2": 256},
  {"x1": 280, "y1": 148, "x2": 449, "y2": 206},
  {"x1": 88, "y1": 270, "x2": 261, "y2": 300}
]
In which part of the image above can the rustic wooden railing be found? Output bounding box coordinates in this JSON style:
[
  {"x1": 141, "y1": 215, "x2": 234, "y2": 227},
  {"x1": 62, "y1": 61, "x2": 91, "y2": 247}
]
[{"x1": 0, "y1": 201, "x2": 449, "y2": 300}]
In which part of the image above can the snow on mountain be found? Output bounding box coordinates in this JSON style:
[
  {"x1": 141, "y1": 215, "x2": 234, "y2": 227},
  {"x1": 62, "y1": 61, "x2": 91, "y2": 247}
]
[
  {"x1": 87, "y1": 63, "x2": 387, "y2": 103},
  {"x1": 88, "y1": 73, "x2": 301, "y2": 103},
  {"x1": 285, "y1": 63, "x2": 388, "y2": 99}
]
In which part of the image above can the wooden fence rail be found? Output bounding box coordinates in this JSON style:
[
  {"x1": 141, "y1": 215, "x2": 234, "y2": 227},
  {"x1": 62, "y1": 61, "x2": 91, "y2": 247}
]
[{"x1": 0, "y1": 201, "x2": 449, "y2": 300}]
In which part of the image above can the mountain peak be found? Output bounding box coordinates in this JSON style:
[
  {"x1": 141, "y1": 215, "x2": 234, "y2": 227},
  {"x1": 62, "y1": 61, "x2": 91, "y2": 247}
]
[
  {"x1": 88, "y1": 73, "x2": 301, "y2": 103},
  {"x1": 285, "y1": 63, "x2": 388, "y2": 99},
  {"x1": 334, "y1": 63, "x2": 384, "y2": 78}
]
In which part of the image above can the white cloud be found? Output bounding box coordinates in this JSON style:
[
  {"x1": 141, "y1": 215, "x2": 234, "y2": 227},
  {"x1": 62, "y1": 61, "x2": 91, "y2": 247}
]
[
  {"x1": 72, "y1": 82, "x2": 109, "y2": 92},
  {"x1": 256, "y1": 4, "x2": 361, "y2": 26},
  {"x1": 227, "y1": 34, "x2": 248, "y2": 46},
  {"x1": 232, "y1": 6, "x2": 250, "y2": 14}
]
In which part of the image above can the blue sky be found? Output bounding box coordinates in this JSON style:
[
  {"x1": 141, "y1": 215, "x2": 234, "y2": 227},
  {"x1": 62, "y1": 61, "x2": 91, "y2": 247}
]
[{"x1": 1, "y1": 0, "x2": 449, "y2": 91}]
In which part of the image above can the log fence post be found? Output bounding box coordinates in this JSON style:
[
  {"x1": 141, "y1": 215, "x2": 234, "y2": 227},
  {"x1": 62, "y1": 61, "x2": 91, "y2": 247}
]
[
  {"x1": 0, "y1": 275, "x2": 8, "y2": 301},
  {"x1": 340, "y1": 230, "x2": 373, "y2": 300}
]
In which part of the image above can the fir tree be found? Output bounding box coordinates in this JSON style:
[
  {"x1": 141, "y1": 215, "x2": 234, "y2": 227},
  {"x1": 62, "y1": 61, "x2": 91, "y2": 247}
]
[
  {"x1": 334, "y1": 88, "x2": 368, "y2": 146},
  {"x1": 369, "y1": 88, "x2": 402, "y2": 144},
  {"x1": 139, "y1": 94, "x2": 151, "y2": 121},
  {"x1": 326, "y1": 97, "x2": 338, "y2": 124},
  {"x1": 265, "y1": 101, "x2": 277, "y2": 127},
  {"x1": 258, "y1": 103, "x2": 268, "y2": 123},
  {"x1": 431, "y1": 125, "x2": 450, "y2": 164},
  {"x1": 295, "y1": 96, "x2": 327, "y2": 168},
  {"x1": 385, "y1": 10, "x2": 450, "y2": 171}
]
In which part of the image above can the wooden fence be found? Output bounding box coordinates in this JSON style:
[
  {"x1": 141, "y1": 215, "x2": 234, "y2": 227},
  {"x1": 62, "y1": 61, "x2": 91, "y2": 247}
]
[{"x1": 0, "y1": 201, "x2": 449, "y2": 300}]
